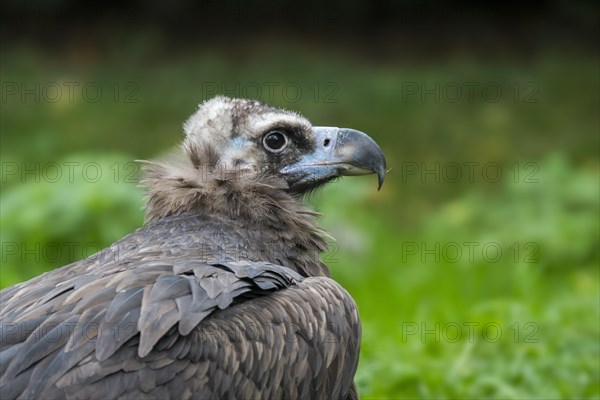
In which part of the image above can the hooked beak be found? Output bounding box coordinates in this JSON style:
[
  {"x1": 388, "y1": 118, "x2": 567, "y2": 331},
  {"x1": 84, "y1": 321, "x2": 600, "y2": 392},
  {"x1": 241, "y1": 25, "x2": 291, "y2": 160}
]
[{"x1": 281, "y1": 127, "x2": 386, "y2": 193}]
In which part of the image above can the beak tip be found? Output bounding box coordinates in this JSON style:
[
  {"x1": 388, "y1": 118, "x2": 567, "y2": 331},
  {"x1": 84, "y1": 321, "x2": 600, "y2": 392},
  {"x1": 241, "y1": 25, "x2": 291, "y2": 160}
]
[{"x1": 377, "y1": 170, "x2": 385, "y2": 190}]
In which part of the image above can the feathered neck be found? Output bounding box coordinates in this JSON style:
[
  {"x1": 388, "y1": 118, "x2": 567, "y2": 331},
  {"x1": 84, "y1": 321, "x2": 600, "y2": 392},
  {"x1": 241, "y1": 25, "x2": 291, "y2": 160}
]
[{"x1": 140, "y1": 156, "x2": 329, "y2": 258}]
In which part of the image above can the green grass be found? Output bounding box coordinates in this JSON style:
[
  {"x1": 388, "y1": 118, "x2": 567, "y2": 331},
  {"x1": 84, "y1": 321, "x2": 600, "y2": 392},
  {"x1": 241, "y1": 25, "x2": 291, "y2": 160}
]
[
  {"x1": 1, "y1": 41, "x2": 598, "y2": 398},
  {"x1": 317, "y1": 157, "x2": 599, "y2": 398}
]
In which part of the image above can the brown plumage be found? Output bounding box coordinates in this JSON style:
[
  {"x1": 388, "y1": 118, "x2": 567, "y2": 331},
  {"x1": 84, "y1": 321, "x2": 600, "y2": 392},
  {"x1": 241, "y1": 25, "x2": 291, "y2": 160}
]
[{"x1": 0, "y1": 96, "x2": 386, "y2": 399}]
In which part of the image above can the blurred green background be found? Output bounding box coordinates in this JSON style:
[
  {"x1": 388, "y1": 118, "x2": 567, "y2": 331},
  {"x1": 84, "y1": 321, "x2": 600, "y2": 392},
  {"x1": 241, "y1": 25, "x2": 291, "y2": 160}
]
[{"x1": 1, "y1": 1, "x2": 598, "y2": 398}]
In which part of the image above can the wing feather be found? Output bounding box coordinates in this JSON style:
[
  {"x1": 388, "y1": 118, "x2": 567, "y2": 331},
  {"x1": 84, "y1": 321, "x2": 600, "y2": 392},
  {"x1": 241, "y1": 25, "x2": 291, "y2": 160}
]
[{"x1": 1, "y1": 247, "x2": 358, "y2": 400}]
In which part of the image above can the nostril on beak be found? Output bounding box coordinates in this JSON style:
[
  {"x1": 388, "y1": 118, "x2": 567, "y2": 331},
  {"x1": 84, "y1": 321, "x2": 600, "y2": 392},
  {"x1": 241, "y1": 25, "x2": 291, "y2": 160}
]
[{"x1": 323, "y1": 139, "x2": 331, "y2": 147}]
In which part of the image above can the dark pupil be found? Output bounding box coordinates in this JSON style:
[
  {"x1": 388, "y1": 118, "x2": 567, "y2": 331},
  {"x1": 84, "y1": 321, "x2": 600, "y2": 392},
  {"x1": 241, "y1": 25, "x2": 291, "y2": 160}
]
[{"x1": 266, "y1": 132, "x2": 285, "y2": 149}]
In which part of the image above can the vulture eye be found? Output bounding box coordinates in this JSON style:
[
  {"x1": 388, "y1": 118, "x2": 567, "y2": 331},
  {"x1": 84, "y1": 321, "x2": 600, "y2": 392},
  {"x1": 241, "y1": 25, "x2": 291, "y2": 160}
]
[{"x1": 263, "y1": 131, "x2": 288, "y2": 153}]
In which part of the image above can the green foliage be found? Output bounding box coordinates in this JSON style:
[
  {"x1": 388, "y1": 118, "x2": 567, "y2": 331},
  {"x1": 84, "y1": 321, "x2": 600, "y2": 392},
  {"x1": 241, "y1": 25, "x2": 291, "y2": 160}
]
[
  {"x1": 0, "y1": 154, "x2": 144, "y2": 286},
  {"x1": 316, "y1": 155, "x2": 599, "y2": 399}
]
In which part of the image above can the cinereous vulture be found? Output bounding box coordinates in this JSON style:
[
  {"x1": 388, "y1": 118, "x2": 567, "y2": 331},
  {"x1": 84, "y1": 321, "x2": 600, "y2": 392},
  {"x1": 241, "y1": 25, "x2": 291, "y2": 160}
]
[{"x1": 0, "y1": 96, "x2": 386, "y2": 399}]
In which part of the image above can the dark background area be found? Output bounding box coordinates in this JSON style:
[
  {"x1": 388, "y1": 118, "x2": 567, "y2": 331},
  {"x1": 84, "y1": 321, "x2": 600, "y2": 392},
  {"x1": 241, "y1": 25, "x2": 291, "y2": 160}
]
[
  {"x1": 2, "y1": 1, "x2": 598, "y2": 55},
  {"x1": 1, "y1": 1, "x2": 599, "y2": 398}
]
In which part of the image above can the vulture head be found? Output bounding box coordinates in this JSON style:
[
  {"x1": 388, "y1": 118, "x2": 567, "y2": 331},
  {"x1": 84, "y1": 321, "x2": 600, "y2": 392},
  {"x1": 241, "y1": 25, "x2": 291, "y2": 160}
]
[{"x1": 143, "y1": 96, "x2": 386, "y2": 223}]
